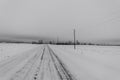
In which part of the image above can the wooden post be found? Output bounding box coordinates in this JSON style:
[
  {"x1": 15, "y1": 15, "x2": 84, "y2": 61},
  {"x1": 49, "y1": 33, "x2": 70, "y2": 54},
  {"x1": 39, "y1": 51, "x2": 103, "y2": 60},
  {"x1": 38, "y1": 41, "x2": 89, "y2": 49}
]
[{"x1": 73, "y1": 29, "x2": 76, "y2": 49}]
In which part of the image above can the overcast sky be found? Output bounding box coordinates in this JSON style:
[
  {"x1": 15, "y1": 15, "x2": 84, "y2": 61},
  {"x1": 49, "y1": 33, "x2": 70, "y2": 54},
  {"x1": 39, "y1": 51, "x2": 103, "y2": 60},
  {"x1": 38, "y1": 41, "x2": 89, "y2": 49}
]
[{"x1": 0, "y1": 0, "x2": 120, "y2": 43}]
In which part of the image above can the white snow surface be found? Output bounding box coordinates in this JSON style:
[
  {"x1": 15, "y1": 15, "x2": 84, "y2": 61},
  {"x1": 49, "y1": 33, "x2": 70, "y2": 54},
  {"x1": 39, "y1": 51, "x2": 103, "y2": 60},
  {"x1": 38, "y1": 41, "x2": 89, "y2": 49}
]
[
  {"x1": 50, "y1": 45, "x2": 120, "y2": 80},
  {"x1": 0, "y1": 43, "x2": 39, "y2": 61},
  {"x1": 0, "y1": 44, "x2": 120, "y2": 80}
]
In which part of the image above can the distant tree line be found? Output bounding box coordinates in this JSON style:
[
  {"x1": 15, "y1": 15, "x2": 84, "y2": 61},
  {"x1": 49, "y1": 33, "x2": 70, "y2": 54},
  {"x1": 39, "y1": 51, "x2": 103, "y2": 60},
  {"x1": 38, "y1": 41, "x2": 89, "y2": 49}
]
[
  {"x1": 1, "y1": 40, "x2": 120, "y2": 46},
  {"x1": 46, "y1": 40, "x2": 120, "y2": 46}
]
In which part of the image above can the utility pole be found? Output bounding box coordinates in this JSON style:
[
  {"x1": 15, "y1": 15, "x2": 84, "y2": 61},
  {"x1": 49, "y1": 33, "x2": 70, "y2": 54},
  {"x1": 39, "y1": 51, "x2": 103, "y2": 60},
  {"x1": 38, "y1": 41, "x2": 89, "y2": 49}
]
[{"x1": 73, "y1": 29, "x2": 76, "y2": 49}]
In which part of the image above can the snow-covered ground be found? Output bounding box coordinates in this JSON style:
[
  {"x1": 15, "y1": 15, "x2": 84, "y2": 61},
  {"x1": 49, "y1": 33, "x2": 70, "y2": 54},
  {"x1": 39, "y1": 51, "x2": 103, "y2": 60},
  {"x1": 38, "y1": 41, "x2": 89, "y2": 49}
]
[
  {"x1": 50, "y1": 45, "x2": 120, "y2": 80},
  {"x1": 0, "y1": 44, "x2": 120, "y2": 80},
  {"x1": 0, "y1": 43, "x2": 39, "y2": 61}
]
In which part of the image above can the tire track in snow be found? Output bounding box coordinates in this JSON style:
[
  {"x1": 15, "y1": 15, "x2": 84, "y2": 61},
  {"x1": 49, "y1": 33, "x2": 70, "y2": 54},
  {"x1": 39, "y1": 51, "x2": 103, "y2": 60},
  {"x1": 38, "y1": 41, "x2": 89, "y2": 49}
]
[
  {"x1": 10, "y1": 47, "x2": 45, "y2": 80},
  {"x1": 0, "y1": 45, "x2": 77, "y2": 80},
  {"x1": 48, "y1": 46, "x2": 77, "y2": 80},
  {"x1": 32, "y1": 49, "x2": 44, "y2": 80}
]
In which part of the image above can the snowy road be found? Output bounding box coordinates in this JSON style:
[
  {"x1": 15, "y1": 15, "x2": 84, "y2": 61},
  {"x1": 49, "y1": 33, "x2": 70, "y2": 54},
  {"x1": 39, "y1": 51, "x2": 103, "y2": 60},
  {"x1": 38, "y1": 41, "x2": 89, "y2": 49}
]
[{"x1": 0, "y1": 45, "x2": 76, "y2": 80}]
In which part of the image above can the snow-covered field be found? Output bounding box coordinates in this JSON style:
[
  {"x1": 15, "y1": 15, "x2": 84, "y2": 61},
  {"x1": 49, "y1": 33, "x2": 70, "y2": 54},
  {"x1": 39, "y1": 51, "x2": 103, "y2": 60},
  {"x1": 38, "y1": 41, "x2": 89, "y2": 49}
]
[
  {"x1": 0, "y1": 43, "x2": 39, "y2": 61},
  {"x1": 50, "y1": 45, "x2": 120, "y2": 80},
  {"x1": 0, "y1": 43, "x2": 120, "y2": 80}
]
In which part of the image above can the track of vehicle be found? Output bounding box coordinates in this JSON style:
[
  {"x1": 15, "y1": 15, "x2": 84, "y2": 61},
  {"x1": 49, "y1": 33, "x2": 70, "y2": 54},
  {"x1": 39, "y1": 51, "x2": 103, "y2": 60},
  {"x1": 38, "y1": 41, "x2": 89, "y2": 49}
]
[{"x1": 0, "y1": 45, "x2": 77, "y2": 80}]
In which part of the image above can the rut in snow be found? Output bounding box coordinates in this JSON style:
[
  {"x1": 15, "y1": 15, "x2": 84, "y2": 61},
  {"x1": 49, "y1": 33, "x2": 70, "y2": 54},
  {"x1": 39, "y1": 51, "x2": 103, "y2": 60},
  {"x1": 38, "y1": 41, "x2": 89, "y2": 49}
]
[
  {"x1": 8, "y1": 45, "x2": 77, "y2": 80},
  {"x1": 48, "y1": 46, "x2": 77, "y2": 80}
]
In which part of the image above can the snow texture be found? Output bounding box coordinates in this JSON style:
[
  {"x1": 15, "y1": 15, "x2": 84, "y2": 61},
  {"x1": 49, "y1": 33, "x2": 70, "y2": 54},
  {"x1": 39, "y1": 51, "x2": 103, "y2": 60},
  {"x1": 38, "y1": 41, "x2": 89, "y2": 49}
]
[{"x1": 0, "y1": 44, "x2": 120, "y2": 80}]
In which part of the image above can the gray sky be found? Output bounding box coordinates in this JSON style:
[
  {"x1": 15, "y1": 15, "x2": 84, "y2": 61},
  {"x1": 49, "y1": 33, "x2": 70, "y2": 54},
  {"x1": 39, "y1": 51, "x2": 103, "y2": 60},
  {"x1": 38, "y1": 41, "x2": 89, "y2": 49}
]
[{"x1": 0, "y1": 0, "x2": 120, "y2": 43}]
